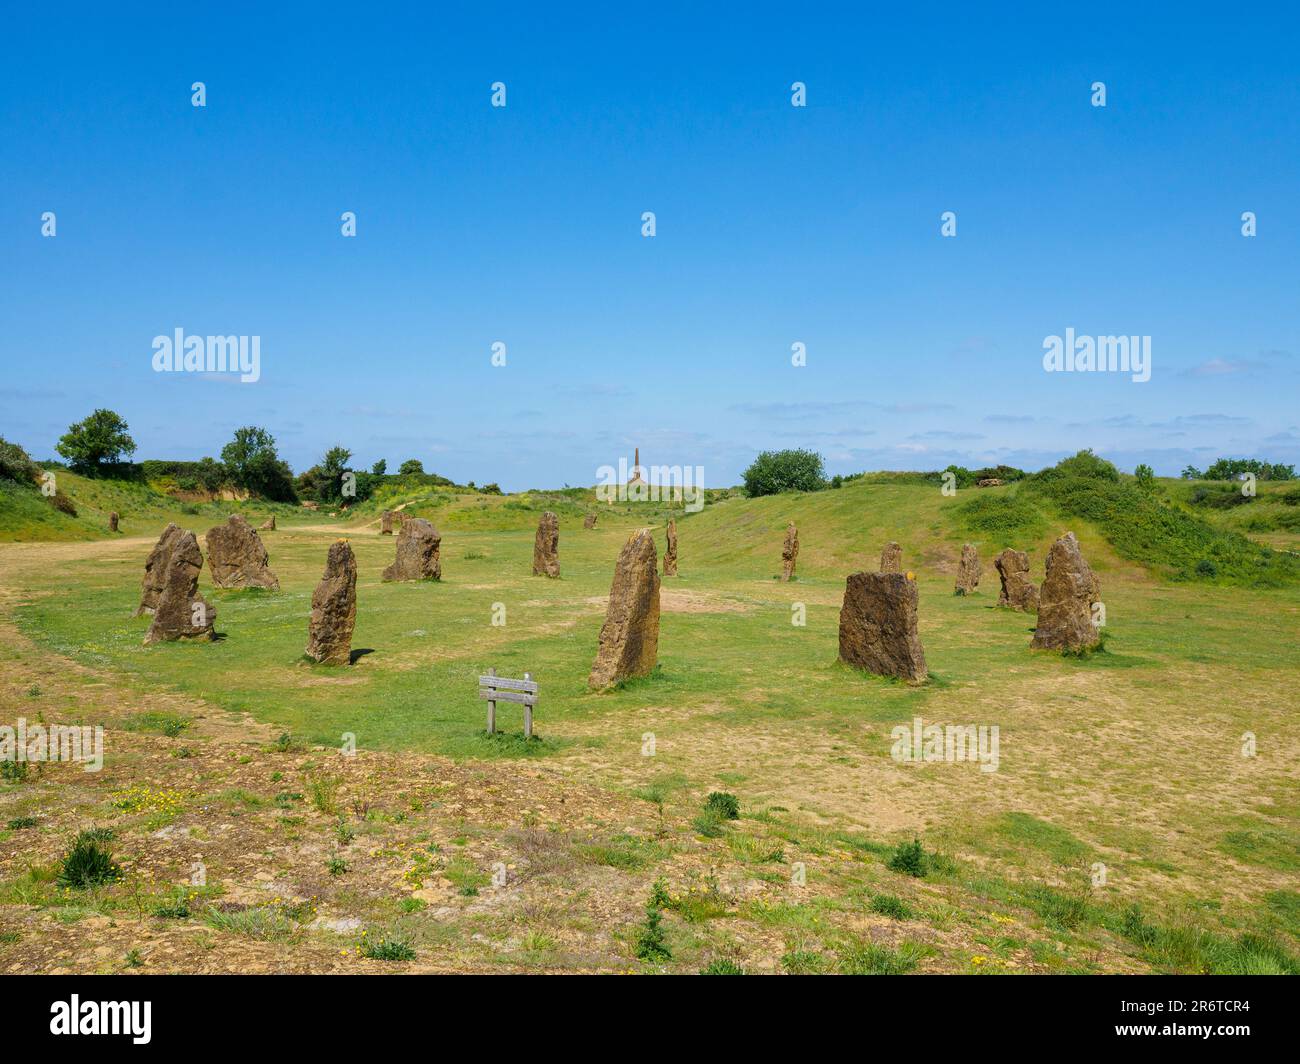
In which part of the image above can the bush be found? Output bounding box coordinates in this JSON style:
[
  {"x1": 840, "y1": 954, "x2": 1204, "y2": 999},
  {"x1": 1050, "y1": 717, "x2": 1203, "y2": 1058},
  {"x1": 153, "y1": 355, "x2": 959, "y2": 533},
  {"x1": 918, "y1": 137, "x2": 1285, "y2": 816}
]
[
  {"x1": 701, "y1": 958, "x2": 745, "y2": 974},
  {"x1": 869, "y1": 893, "x2": 915, "y2": 920},
  {"x1": 886, "y1": 839, "x2": 929, "y2": 878},
  {"x1": 58, "y1": 830, "x2": 123, "y2": 888},
  {"x1": 0, "y1": 437, "x2": 40, "y2": 484},
  {"x1": 49, "y1": 491, "x2": 77, "y2": 516},
  {"x1": 361, "y1": 936, "x2": 416, "y2": 961},
  {"x1": 635, "y1": 878, "x2": 672, "y2": 962},
  {"x1": 742, "y1": 449, "x2": 826, "y2": 496},
  {"x1": 704, "y1": 791, "x2": 740, "y2": 820}
]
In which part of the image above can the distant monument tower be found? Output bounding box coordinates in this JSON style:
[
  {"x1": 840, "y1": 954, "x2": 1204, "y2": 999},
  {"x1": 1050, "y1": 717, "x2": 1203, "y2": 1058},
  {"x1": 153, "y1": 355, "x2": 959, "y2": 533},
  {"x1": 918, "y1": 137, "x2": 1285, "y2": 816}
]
[{"x1": 627, "y1": 447, "x2": 644, "y2": 485}]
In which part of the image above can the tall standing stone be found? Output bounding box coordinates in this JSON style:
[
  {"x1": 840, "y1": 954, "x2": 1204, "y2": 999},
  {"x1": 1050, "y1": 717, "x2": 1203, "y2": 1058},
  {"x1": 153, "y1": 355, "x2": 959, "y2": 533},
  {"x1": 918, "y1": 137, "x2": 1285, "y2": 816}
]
[
  {"x1": 954, "y1": 543, "x2": 981, "y2": 595},
  {"x1": 588, "y1": 529, "x2": 660, "y2": 689},
  {"x1": 583, "y1": 514, "x2": 597, "y2": 529},
  {"x1": 995, "y1": 548, "x2": 1039, "y2": 611},
  {"x1": 663, "y1": 519, "x2": 678, "y2": 577},
  {"x1": 108, "y1": 512, "x2": 119, "y2": 533},
  {"x1": 135, "y1": 523, "x2": 184, "y2": 616},
  {"x1": 144, "y1": 531, "x2": 216, "y2": 645},
  {"x1": 880, "y1": 542, "x2": 902, "y2": 573},
  {"x1": 306, "y1": 541, "x2": 357, "y2": 665},
  {"x1": 205, "y1": 515, "x2": 280, "y2": 590},
  {"x1": 380, "y1": 510, "x2": 395, "y2": 534},
  {"x1": 837, "y1": 572, "x2": 927, "y2": 682},
  {"x1": 1031, "y1": 532, "x2": 1101, "y2": 652},
  {"x1": 780, "y1": 523, "x2": 799, "y2": 581},
  {"x1": 533, "y1": 511, "x2": 560, "y2": 578},
  {"x1": 382, "y1": 518, "x2": 442, "y2": 581}
]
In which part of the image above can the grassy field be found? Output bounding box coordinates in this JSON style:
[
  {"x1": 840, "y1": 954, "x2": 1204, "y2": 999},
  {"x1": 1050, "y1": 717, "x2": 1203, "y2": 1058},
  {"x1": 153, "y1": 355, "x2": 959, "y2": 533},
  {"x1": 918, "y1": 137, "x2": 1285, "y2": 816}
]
[{"x1": 1, "y1": 473, "x2": 1297, "y2": 973}]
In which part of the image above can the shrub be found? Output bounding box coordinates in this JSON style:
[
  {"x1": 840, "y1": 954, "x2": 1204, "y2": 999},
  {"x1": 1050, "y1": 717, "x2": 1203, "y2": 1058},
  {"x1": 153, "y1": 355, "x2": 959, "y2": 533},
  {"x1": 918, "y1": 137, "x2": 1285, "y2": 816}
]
[
  {"x1": 6, "y1": 816, "x2": 37, "y2": 830},
  {"x1": 869, "y1": 893, "x2": 915, "y2": 920},
  {"x1": 635, "y1": 878, "x2": 672, "y2": 962},
  {"x1": 742, "y1": 449, "x2": 826, "y2": 496},
  {"x1": 701, "y1": 958, "x2": 745, "y2": 974},
  {"x1": 58, "y1": 831, "x2": 123, "y2": 888},
  {"x1": 704, "y1": 791, "x2": 740, "y2": 820},
  {"x1": 886, "y1": 839, "x2": 929, "y2": 877},
  {"x1": 0, "y1": 437, "x2": 40, "y2": 484},
  {"x1": 49, "y1": 491, "x2": 77, "y2": 516},
  {"x1": 361, "y1": 936, "x2": 416, "y2": 961}
]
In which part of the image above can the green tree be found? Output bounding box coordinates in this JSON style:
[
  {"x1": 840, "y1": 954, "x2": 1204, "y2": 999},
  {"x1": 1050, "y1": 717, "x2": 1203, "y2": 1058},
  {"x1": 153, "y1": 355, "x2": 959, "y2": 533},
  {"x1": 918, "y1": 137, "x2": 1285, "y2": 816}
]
[
  {"x1": 55, "y1": 409, "x2": 136, "y2": 472},
  {"x1": 742, "y1": 449, "x2": 826, "y2": 497},
  {"x1": 1134, "y1": 463, "x2": 1156, "y2": 494},
  {"x1": 371, "y1": 458, "x2": 387, "y2": 476},
  {"x1": 398, "y1": 458, "x2": 424, "y2": 476},
  {"x1": 220, "y1": 427, "x2": 295, "y2": 501}
]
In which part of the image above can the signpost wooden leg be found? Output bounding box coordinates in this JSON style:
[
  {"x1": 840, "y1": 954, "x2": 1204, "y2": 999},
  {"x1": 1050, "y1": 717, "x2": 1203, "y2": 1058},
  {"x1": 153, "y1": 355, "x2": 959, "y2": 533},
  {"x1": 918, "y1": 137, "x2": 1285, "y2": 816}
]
[
  {"x1": 486, "y1": 666, "x2": 496, "y2": 734},
  {"x1": 523, "y1": 672, "x2": 533, "y2": 739}
]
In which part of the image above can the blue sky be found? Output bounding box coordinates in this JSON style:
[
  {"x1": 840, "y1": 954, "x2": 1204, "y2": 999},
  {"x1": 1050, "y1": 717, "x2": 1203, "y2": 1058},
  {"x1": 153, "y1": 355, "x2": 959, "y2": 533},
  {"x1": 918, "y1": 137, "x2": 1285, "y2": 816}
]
[{"x1": 3, "y1": 2, "x2": 1297, "y2": 490}]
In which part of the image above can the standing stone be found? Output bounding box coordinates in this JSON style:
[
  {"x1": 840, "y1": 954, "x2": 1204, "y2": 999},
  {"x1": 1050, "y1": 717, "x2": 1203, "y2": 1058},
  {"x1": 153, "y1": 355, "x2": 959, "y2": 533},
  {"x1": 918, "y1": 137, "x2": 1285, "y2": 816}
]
[
  {"x1": 306, "y1": 541, "x2": 357, "y2": 665},
  {"x1": 382, "y1": 518, "x2": 442, "y2": 581},
  {"x1": 259, "y1": 516, "x2": 276, "y2": 531},
  {"x1": 995, "y1": 548, "x2": 1039, "y2": 611},
  {"x1": 108, "y1": 511, "x2": 119, "y2": 533},
  {"x1": 583, "y1": 514, "x2": 597, "y2": 529},
  {"x1": 380, "y1": 510, "x2": 395, "y2": 534},
  {"x1": 205, "y1": 515, "x2": 279, "y2": 590},
  {"x1": 780, "y1": 523, "x2": 799, "y2": 581},
  {"x1": 532, "y1": 511, "x2": 560, "y2": 578},
  {"x1": 1031, "y1": 532, "x2": 1101, "y2": 652},
  {"x1": 589, "y1": 529, "x2": 660, "y2": 689},
  {"x1": 663, "y1": 519, "x2": 678, "y2": 577},
  {"x1": 135, "y1": 523, "x2": 184, "y2": 616},
  {"x1": 880, "y1": 542, "x2": 902, "y2": 573},
  {"x1": 954, "y1": 543, "x2": 981, "y2": 595},
  {"x1": 837, "y1": 572, "x2": 927, "y2": 682},
  {"x1": 144, "y1": 531, "x2": 216, "y2": 645}
]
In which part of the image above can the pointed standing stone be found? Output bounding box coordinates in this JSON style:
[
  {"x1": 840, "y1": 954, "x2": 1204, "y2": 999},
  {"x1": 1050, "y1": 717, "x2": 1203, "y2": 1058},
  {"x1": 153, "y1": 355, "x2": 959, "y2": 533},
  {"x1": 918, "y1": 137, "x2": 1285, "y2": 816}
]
[
  {"x1": 880, "y1": 542, "x2": 902, "y2": 573},
  {"x1": 259, "y1": 516, "x2": 276, "y2": 531},
  {"x1": 583, "y1": 514, "x2": 597, "y2": 529},
  {"x1": 306, "y1": 541, "x2": 357, "y2": 665},
  {"x1": 382, "y1": 518, "x2": 442, "y2": 581},
  {"x1": 995, "y1": 548, "x2": 1039, "y2": 611},
  {"x1": 108, "y1": 511, "x2": 119, "y2": 533},
  {"x1": 837, "y1": 571, "x2": 927, "y2": 682},
  {"x1": 135, "y1": 523, "x2": 184, "y2": 616},
  {"x1": 663, "y1": 519, "x2": 678, "y2": 576},
  {"x1": 532, "y1": 511, "x2": 560, "y2": 578},
  {"x1": 205, "y1": 515, "x2": 279, "y2": 590},
  {"x1": 781, "y1": 523, "x2": 799, "y2": 581},
  {"x1": 589, "y1": 529, "x2": 660, "y2": 689},
  {"x1": 954, "y1": 543, "x2": 981, "y2": 595},
  {"x1": 380, "y1": 510, "x2": 395, "y2": 534},
  {"x1": 144, "y1": 531, "x2": 216, "y2": 645},
  {"x1": 1031, "y1": 532, "x2": 1101, "y2": 651}
]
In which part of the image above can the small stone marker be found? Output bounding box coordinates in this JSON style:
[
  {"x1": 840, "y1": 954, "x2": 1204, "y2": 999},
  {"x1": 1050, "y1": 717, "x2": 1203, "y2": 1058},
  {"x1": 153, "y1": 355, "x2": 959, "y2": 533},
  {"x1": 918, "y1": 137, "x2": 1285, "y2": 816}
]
[
  {"x1": 306, "y1": 541, "x2": 357, "y2": 665},
  {"x1": 995, "y1": 548, "x2": 1039, "y2": 611},
  {"x1": 780, "y1": 522, "x2": 799, "y2": 581},
  {"x1": 108, "y1": 511, "x2": 119, "y2": 533},
  {"x1": 380, "y1": 510, "x2": 395, "y2": 534},
  {"x1": 837, "y1": 571, "x2": 927, "y2": 682},
  {"x1": 663, "y1": 519, "x2": 678, "y2": 577},
  {"x1": 1031, "y1": 532, "x2": 1101, "y2": 652},
  {"x1": 479, "y1": 668, "x2": 539, "y2": 738},
  {"x1": 589, "y1": 528, "x2": 660, "y2": 689},
  {"x1": 533, "y1": 511, "x2": 560, "y2": 578},
  {"x1": 144, "y1": 531, "x2": 216, "y2": 645},
  {"x1": 583, "y1": 514, "x2": 597, "y2": 529},
  {"x1": 880, "y1": 541, "x2": 902, "y2": 573},
  {"x1": 954, "y1": 543, "x2": 981, "y2": 595},
  {"x1": 382, "y1": 517, "x2": 442, "y2": 581},
  {"x1": 205, "y1": 514, "x2": 280, "y2": 590},
  {"x1": 135, "y1": 523, "x2": 184, "y2": 616}
]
